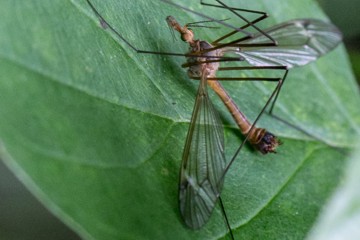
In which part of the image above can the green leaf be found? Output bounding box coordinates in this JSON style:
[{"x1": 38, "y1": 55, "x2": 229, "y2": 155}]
[
  {"x1": 306, "y1": 143, "x2": 360, "y2": 240},
  {"x1": 0, "y1": 0, "x2": 359, "y2": 239}
]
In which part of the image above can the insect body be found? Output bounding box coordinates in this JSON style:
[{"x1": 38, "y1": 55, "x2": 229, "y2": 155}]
[{"x1": 168, "y1": 16, "x2": 281, "y2": 229}]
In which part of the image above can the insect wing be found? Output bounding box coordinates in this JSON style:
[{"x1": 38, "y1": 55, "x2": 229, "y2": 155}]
[
  {"x1": 179, "y1": 77, "x2": 226, "y2": 229},
  {"x1": 237, "y1": 19, "x2": 342, "y2": 68}
]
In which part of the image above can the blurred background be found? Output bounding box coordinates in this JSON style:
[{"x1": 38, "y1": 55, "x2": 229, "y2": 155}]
[
  {"x1": 318, "y1": 0, "x2": 360, "y2": 84},
  {"x1": 0, "y1": 0, "x2": 359, "y2": 239}
]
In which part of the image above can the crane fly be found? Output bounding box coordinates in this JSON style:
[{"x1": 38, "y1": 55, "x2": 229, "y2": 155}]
[{"x1": 85, "y1": 0, "x2": 342, "y2": 239}]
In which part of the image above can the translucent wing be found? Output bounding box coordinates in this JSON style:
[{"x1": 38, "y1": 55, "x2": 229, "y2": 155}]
[
  {"x1": 235, "y1": 19, "x2": 342, "y2": 68},
  {"x1": 179, "y1": 75, "x2": 226, "y2": 229}
]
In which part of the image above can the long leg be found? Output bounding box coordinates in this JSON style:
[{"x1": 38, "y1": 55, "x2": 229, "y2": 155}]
[
  {"x1": 215, "y1": 66, "x2": 288, "y2": 113},
  {"x1": 214, "y1": 1, "x2": 276, "y2": 45},
  {"x1": 85, "y1": 0, "x2": 179, "y2": 56},
  {"x1": 219, "y1": 196, "x2": 235, "y2": 240},
  {"x1": 185, "y1": 0, "x2": 278, "y2": 56},
  {"x1": 200, "y1": 0, "x2": 267, "y2": 15},
  {"x1": 220, "y1": 70, "x2": 288, "y2": 180},
  {"x1": 160, "y1": 0, "x2": 252, "y2": 36},
  {"x1": 85, "y1": 0, "x2": 243, "y2": 61},
  {"x1": 266, "y1": 74, "x2": 342, "y2": 148},
  {"x1": 199, "y1": 0, "x2": 269, "y2": 44},
  {"x1": 268, "y1": 71, "x2": 288, "y2": 115},
  {"x1": 198, "y1": 38, "x2": 279, "y2": 57},
  {"x1": 186, "y1": 65, "x2": 286, "y2": 83},
  {"x1": 86, "y1": 0, "x2": 276, "y2": 58}
]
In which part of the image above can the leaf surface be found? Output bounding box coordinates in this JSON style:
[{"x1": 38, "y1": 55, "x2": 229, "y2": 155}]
[{"x1": 0, "y1": 0, "x2": 359, "y2": 239}]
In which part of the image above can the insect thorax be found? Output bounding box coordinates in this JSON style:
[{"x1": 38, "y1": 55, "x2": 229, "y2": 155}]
[{"x1": 187, "y1": 40, "x2": 223, "y2": 78}]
